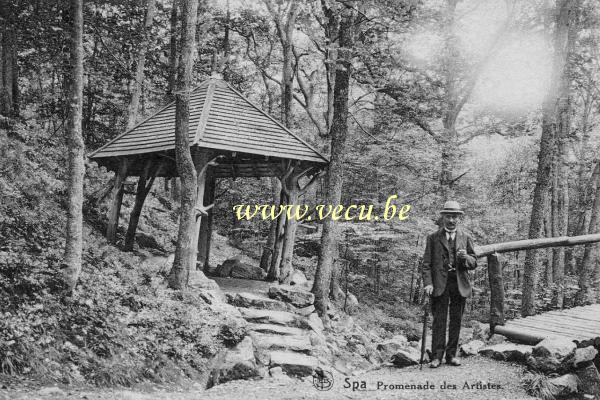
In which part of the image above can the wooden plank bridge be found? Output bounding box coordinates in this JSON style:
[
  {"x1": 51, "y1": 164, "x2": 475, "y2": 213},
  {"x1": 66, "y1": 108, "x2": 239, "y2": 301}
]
[{"x1": 494, "y1": 304, "x2": 600, "y2": 344}]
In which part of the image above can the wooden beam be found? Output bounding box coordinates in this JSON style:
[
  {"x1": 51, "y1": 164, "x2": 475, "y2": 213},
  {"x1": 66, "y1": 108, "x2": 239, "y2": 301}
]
[
  {"x1": 475, "y1": 233, "x2": 600, "y2": 258},
  {"x1": 106, "y1": 158, "x2": 129, "y2": 244},
  {"x1": 192, "y1": 149, "x2": 211, "y2": 270},
  {"x1": 123, "y1": 158, "x2": 163, "y2": 251},
  {"x1": 198, "y1": 170, "x2": 216, "y2": 273},
  {"x1": 487, "y1": 253, "x2": 504, "y2": 332}
]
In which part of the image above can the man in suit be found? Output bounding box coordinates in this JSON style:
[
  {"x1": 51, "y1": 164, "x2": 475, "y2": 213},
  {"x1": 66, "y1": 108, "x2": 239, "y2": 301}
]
[{"x1": 422, "y1": 200, "x2": 478, "y2": 368}]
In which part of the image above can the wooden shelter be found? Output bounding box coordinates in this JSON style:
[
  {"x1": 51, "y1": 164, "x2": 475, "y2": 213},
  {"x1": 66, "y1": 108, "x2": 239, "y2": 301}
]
[{"x1": 89, "y1": 77, "x2": 328, "y2": 271}]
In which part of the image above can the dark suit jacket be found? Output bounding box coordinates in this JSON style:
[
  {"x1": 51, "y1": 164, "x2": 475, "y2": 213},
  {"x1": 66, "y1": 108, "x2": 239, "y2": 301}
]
[{"x1": 422, "y1": 227, "x2": 478, "y2": 297}]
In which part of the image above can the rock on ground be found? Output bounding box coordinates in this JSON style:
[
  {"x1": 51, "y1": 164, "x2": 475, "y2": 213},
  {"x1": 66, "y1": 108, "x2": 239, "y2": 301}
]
[
  {"x1": 206, "y1": 337, "x2": 260, "y2": 388},
  {"x1": 226, "y1": 292, "x2": 291, "y2": 312},
  {"x1": 391, "y1": 348, "x2": 421, "y2": 367},
  {"x1": 461, "y1": 340, "x2": 485, "y2": 356},
  {"x1": 564, "y1": 346, "x2": 598, "y2": 369},
  {"x1": 478, "y1": 343, "x2": 533, "y2": 362},
  {"x1": 547, "y1": 374, "x2": 578, "y2": 398},
  {"x1": 532, "y1": 337, "x2": 577, "y2": 360},
  {"x1": 268, "y1": 351, "x2": 318, "y2": 377},
  {"x1": 268, "y1": 285, "x2": 314, "y2": 308},
  {"x1": 576, "y1": 363, "x2": 600, "y2": 397}
]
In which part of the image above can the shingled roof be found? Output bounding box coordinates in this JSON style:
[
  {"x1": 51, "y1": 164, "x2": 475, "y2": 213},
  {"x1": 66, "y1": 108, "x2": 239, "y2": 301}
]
[{"x1": 89, "y1": 78, "x2": 328, "y2": 169}]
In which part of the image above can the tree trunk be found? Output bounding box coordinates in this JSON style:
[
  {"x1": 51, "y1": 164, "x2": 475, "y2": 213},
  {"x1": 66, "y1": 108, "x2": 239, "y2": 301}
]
[
  {"x1": 199, "y1": 169, "x2": 215, "y2": 273},
  {"x1": 260, "y1": 177, "x2": 281, "y2": 273},
  {"x1": 577, "y1": 162, "x2": 600, "y2": 305},
  {"x1": 126, "y1": 0, "x2": 156, "y2": 129},
  {"x1": 168, "y1": 0, "x2": 200, "y2": 290},
  {"x1": 124, "y1": 160, "x2": 161, "y2": 251},
  {"x1": 62, "y1": 0, "x2": 85, "y2": 294},
  {"x1": 0, "y1": 6, "x2": 18, "y2": 117},
  {"x1": 268, "y1": 188, "x2": 287, "y2": 281},
  {"x1": 312, "y1": 4, "x2": 356, "y2": 323},
  {"x1": 167, "y1": 0, "x2": 178, "y2": 99},
  {"x1": 521, "y1": 0, "x2": 576, "y2": 317},
  {"x1": 106, "y1": 159, "x2": 129, "y2": 244},
  {"x1": 279, "y1": 172, "x2": 299, "y2": 283}
]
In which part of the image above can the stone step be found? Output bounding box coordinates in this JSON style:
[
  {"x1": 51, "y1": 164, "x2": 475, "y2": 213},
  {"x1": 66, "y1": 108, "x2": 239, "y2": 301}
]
[
  {"x1": 269, "y1": 350, "x2": 318, "y2": 377},
  {"x1": 239, "y1": 308, "x2": 309, "y2": 329},
  {"x1": 250, "y1": 332, "x2": 312, "y2": 353},
  {"x1": 225, "y1": 292, "x2": 292, "y2": 312},
  {"x1": 248, "y1": 323, "x2": 307, "y2": 336}
]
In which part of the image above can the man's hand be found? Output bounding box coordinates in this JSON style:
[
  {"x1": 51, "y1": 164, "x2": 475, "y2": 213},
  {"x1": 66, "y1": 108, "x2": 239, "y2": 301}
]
[
  {"x1": 457, "y1": 249, "x2": 467, "y2": 260},
  {"x1": 424, "y1": 285, "x2": 433, "y2": 296}
]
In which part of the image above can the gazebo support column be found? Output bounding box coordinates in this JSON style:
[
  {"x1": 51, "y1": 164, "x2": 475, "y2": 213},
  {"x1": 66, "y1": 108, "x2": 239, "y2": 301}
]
[
  {"x1": 198, "y1": 169, "x2": 215, "y2": 273},
  {"x1": 278, "y1": 164, "x2": 324, "y2": 284},
  {"x1": 191, "y1": 149, "x2": 214, "y2": 271},
  {"x1": 279, "y1": 177, "x2": 300, "y2": 284},
  {"x1": 268, "y1": 187, "x2": 287, "y2": 281},
  {"x1": 107, "y1": 158, "x2": 129, "y2": 244},
  {"x1": 124, "y1": 159, "x2": 163, "y2": 251}
]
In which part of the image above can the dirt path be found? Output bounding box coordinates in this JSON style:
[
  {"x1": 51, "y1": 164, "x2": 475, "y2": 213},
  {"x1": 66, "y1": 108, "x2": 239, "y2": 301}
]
[{"x1": 1, "y1": 356, "x2": 534, "y2": 400}]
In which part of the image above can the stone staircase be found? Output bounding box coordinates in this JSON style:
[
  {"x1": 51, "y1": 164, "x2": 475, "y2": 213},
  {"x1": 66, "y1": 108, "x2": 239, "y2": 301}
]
[{"x1": 224, "y1": 285, "x2": 326, "y2": 378}]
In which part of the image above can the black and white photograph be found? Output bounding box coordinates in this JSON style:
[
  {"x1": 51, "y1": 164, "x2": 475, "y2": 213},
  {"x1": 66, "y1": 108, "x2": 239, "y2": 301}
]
[{"x1": 2, "y1": 0, "x2": 600, "y2": 399}]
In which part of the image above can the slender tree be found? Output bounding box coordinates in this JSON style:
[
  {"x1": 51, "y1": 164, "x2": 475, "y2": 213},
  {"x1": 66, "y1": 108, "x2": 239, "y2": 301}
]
[
  {"x1": 168, "y1": 0, "x2": 200, "y2": 289},
  {"x1": 62, "y1": 0, "x2": 85, "y2": 294},
  {"x1": 522, "y1": 0, "x2": 578, "y2": 316},
  {"x1": 312, "y1": 1, "x2": 357, "y2": 324},
  {"x1": 126, "y1": 0, "x2": 156, "y2": 129}
]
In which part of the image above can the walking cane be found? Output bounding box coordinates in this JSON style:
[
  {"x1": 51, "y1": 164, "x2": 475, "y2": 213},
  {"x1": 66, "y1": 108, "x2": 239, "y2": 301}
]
[{"x1": 419, "y1": 295, "x2": 430, "y2": 370}]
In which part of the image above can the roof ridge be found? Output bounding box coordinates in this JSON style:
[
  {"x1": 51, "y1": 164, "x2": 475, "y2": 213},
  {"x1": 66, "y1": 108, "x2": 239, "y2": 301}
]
[
  {"x1": 192, "y1": 79, "x2": 216, "y2": 145},
  {"x1": 220, "y1": 81, "x2": 330, "y2": 163},
  {"x1": 87, "y1": 81, "x2": 210, "y2": 158}
]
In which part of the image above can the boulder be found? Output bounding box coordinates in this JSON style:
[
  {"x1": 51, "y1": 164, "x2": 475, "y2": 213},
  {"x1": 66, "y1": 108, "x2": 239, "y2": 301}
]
[
  {"x1": 230, "y1": 263, "x2": 266, "y2": 281},
  {"x1": 533, "y1": 337, "x2": 577, "y2": 360},
  {"x1": 563, "y1": 346, "x2": 598, "y2": 369},
  {"x1": 486, "y1": 334, "x2": 507, "y2": 345},
  {"x1": 269, "y1": 351, "x2": 318, "y2": 377},
  {"x1": 547, "y1": 374, "x2": 578, "y2": 398},
  {"x1": 307, "y1": 313, "x2": 325, "y2": 333},
  {"x1": 239, "y1": 308, "x2": 309, "y2": 329},
  {"x1": 213, "y1": 258, "x2": 238, "y2": 277},
  {"x1": 391, "y1": 348, "x2": 421, "y2": 367},
  {"x1": 206, "y1": 336, "x2": 261, "y2": 388},
  {"x1": 226, "y1": 292, "x2": 291, "y2": 312},
  {"x1": 289, "y1": 270, "x2": 308, "y2": 286},
  {"x1": 268, "y1": 366, "x2": 286, "y2": 378},
  {"x1": 460, "y1": 340, "x2": 485, "y2": 356},
  {"x1": 250, "y1": 332, "x2": 312, "y2": 353},
  {"x1": 478, "y1": 343, "x2": 533, "y2": 362},
  {"x1": 526, "y1": 354, "x2": 562, "y2": 374},
  {"x1": 471, "y1": 321, "x2": 490, "y2": 341},
  {"x1": 268, "y1": 285, "x2": 314, "y2": 308},
  {"x1": 248, "y1": 323, "x2": 305, "y2": 336},
  {"x1": 377, "y1": 336, "x2": 408, "y2": 360},
  {"x1": 576, "y1": 364, "x2": 600, "y2": 397},
  {"x1": 294, "y1": 304, "x2": 316, "y2": 317}
]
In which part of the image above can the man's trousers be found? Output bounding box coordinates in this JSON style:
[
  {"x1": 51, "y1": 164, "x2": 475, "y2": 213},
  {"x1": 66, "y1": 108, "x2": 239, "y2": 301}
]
[{"x1": 430, "y1": 273, "x2": 466, "y2": 361}]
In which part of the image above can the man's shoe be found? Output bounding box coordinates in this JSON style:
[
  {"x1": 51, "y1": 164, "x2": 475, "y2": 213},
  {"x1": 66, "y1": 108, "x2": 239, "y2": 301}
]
[
  {"x1": 446, "y1": 357, "x2": 461, "y2": 366},
  {"x1": 429, "y1": 359, "x2": 442, "y2": 368}
]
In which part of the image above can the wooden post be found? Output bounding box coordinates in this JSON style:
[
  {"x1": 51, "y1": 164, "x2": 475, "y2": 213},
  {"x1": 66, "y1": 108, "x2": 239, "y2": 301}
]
[
  {"x1": 106, "y1": 158, "x2": 129, "y2": 244},
  {"x1": 279, "y1": 177, "x2": 299, "y2": 283},
  {"x1": 124, "y1": 159, "x2": 162, "y2": 251},
  {"x1": 487, "y1": 253, "x2": 505, "y2": 333},
  {"x1": 192, "y1": 149, "x2": 211, "y2": 269},
  {"x1": 198, "y1": 168, "x2": 215, "y2": 273},
  {"x1": 268, "y1": 188, "x2": 287, "y2": 281}
]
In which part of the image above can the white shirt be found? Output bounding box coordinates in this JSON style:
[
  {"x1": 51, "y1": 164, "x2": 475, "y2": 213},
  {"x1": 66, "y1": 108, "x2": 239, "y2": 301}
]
[{"x1": 445, "y1": 229, "x2": 456, "y2": 242}]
